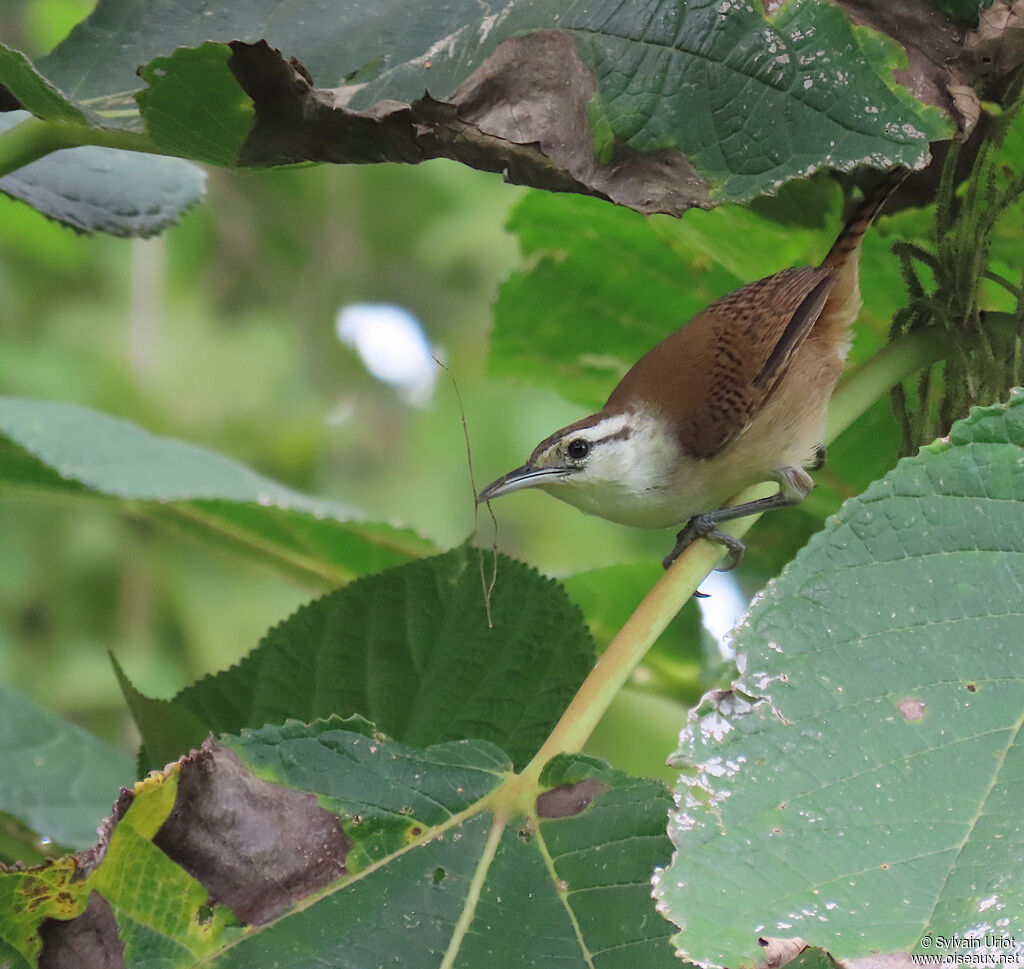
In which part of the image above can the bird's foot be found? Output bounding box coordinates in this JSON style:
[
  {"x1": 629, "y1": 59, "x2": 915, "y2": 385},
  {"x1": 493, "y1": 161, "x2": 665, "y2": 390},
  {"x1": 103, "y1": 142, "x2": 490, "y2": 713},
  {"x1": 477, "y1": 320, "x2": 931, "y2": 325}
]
[{"x1": 663, "y1": 515, "x2": 747, "y2": 572}]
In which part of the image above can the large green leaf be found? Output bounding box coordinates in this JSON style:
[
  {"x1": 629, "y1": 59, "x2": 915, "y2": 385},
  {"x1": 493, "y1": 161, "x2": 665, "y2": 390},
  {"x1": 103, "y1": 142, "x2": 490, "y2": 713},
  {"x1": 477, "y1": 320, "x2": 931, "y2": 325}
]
[
  {"x1": 0, "y1": 687, "x2": 134, "y2": 855},
  {"x1": 1, "y1": 0, "x2": 957, "y2": 233},
  {"x1": 0, "y1": 398, "x2": 432, "y2": 587},
  {"x1": 119, "y1": 545, "x2": 596, "y2": 772},
  {"x1": 655, "y1": 390, "x2": 1024, "y2": 965},
  {"x1": 0, "y1": 720, "x2": 678, "y2": 968},
  {"x1": 50, "y1": 0, "x2": 952, "y2": 189}
]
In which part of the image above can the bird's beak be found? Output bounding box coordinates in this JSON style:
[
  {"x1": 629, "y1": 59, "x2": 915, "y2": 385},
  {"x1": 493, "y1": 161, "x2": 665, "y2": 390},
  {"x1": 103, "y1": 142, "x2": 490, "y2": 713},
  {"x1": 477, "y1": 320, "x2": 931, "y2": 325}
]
[{"x1": 476, "y1": 464, "x2": 572, "y2": 504}]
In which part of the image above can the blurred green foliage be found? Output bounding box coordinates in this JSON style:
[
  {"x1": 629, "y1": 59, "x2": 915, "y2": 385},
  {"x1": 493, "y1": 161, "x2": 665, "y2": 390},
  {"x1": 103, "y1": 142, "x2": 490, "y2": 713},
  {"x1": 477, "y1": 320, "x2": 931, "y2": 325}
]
[
  {"x1": 4, "y1": 2, "x2": 1021, "y2": 792},
  {"x1": 0, "y1": 156, "x2": 507, "y2": 734},
  {"x1": 0, "y1": 4, "x2": 685, "y2": 761}
]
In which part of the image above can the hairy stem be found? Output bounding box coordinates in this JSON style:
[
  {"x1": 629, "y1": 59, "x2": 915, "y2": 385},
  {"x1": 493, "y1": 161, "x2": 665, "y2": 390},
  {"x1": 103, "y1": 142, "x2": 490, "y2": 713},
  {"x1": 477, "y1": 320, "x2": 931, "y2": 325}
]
[{"x1": 519, "y1": 321, "x2": 963, "y2": 781}]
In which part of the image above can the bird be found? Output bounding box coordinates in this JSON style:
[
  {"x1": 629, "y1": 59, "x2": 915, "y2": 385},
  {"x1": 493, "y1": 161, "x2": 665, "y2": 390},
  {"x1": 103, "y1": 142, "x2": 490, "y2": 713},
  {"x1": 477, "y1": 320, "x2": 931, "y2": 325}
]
[{"x1": 477, "y1": 170, "x2": 906, "y2": 570}]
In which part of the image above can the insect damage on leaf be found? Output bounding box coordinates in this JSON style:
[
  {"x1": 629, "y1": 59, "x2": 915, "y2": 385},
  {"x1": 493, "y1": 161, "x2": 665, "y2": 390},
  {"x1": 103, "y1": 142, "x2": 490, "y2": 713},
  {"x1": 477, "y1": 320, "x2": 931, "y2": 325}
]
[
  {"x1": 38, "y1": 891, "x2": 126, "y2": 969},
  {"x1": 758, "y1": 935, "x2": 811, "y2": 969},
  {"x1": 896, "y1": 697, "x2": 926, "y2": 721},
  {"x1": 445, "y1": 30, "x2": 710, "y2": 215},
  {"x1": 535, "y1": 778, "x2": 610, "y2": 818},
  {"x1": 152, "y1": 738, "x2": 349, "y2": 925},
  {"x1": 222, "y1": 36, "x2": 710, "y2": 216}
]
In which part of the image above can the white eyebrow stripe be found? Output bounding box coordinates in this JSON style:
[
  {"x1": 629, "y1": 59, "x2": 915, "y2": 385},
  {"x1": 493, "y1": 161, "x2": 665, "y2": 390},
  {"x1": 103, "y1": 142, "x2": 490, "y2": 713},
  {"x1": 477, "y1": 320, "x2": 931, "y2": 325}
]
[{"x1": 579, "y1": 411, "x2": 634, "y2": 445}]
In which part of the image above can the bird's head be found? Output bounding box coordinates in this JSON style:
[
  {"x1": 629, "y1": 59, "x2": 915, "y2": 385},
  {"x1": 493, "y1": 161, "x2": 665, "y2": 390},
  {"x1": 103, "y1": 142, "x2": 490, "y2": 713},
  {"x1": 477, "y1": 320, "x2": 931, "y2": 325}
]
[{"x1": 477, "y1": 408, "x2": 684, "y2": 527}]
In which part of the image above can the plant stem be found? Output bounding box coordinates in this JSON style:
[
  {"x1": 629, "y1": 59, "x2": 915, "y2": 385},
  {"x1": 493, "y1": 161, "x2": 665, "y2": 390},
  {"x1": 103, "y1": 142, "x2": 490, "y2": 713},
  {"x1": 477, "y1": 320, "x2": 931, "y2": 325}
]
[
  {"x1": 520, "y1": 321, "x2": 964, "y2": 781},
  {"x1": 827, "y1": 312, "x2": 1019, "y2": 441},
  {"x1": 0, "y1": 115, "x2": 168, "y2": 179},
  {"x1": 517, "y1": 484, "x2": 771, "y2": 785},
  {"x1": 0, "y1": 116, "x2": 72, "y2": 175},
  {"x1": 826, "y1": 327, "x2": 948, "y2": 439}
]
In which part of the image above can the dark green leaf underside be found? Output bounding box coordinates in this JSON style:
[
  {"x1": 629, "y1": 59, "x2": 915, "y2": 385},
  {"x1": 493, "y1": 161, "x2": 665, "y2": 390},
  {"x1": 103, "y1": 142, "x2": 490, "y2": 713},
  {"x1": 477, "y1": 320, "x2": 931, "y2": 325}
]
[{"x1": 0, "y1": 111, "x2": 205, "y2": 237}]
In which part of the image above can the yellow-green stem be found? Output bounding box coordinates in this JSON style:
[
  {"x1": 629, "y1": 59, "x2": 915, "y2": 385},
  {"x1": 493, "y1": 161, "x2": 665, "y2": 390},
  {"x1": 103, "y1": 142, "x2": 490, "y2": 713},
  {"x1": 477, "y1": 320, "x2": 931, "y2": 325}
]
[
  {"x1": 517, "y1": 485, "x2": 770, "y2": 785},
  {"x1": 826, "y1": 326, "x2": 949, "y2": 439},
  {"x1": 0, "y1": 115, "x2": 169, "y2": 178}
]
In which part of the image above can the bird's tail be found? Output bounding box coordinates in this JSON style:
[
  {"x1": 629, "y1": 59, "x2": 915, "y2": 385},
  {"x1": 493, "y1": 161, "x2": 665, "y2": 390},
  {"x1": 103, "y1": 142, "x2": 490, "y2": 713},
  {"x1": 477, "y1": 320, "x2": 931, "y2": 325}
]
[{"x1": 821, "y1": 167, "x2": 908, "y2": 270}]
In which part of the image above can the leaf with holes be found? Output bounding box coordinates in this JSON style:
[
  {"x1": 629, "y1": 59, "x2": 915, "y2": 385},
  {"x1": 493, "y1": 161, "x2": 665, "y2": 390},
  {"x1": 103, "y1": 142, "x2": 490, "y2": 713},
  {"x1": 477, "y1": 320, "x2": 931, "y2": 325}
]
[
  {"x1": 0, "y1": 719, "x2": 679, "y2": 968},
  {"x1": 1, "y1": 0, "x2": 961, "y2": 234},
  {"x1": 654, "y1": 390, "x2": 1024, "y2": 965}
]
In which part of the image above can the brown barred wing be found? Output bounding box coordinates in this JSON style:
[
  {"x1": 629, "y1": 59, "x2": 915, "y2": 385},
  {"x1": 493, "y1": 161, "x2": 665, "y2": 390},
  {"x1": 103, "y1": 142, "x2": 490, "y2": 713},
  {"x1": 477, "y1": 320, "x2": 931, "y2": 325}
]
[{"x1": 605, "y1": 266, "x2": 833, "y2": 459}]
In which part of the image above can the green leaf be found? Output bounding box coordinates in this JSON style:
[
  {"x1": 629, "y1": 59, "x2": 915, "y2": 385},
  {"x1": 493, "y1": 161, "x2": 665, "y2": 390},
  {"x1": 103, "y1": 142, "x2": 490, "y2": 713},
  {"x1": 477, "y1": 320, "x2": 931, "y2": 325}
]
[
  {"x1": 136, "y1": 43, "x2": 255, "y2": 167},
  {"x1": 0, "y1": 45, "x2": 85, "y2": 122},
  {"x1": 0, "y1": 43, "x2": 204, "y2": 235},
  {"x1": 121, "y1": 545, "x2": 596, "y2": 772},
  {"x1": 113, "y1": 657, "x2": 213, "y2": 777},
  {"x1": 0, "y1": 686, "x2": 135, "y2": 854},
  {"x1": 0, "y1": 397, "x2": 433, "y2": 587},
  {"x1": 0, "y1": 938, "x2": 29, "y2": 969},
  {"x1": 0, "y1": 111, "x2": 206, "y2": 237},
  {"x1": 571, "y1": 0, "x2": 948, "y2": 200},
  {"x1": 0, "y1": 721, "x2": 678, "y2": 968},
  {"x1": 492, "y1": 192, "x2": 718, "y2": 409},
  {"x1": 655, "y1": 390, "x2": 1024, "y2": 964},
  {"x1": 17, "y1": 0, "x2": 950, "y2": 217}
]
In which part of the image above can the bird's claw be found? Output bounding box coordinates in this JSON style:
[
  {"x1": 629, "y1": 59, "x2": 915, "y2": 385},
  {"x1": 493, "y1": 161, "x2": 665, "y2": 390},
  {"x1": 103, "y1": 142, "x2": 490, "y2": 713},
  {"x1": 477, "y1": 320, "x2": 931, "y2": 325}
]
[{"x1": 663, "y1": 515, "x2": 747, "y2": 573}]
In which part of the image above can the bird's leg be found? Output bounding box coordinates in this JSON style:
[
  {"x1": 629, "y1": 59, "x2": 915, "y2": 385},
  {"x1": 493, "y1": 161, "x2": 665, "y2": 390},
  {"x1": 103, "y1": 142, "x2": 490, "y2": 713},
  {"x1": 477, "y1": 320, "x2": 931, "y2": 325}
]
[
  {"x1": 662, "y1": 466, "x2": 815, "y2": 570},
  {"x1": 663, "y1": 518, "x2": 746, "y2": 572}
]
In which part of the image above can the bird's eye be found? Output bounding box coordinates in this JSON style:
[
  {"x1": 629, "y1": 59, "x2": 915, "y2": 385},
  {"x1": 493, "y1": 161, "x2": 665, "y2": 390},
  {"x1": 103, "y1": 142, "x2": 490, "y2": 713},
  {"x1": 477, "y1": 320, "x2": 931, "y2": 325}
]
[{"x1": 567, "y1": 438, "x2": 590, "y2": 461}]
